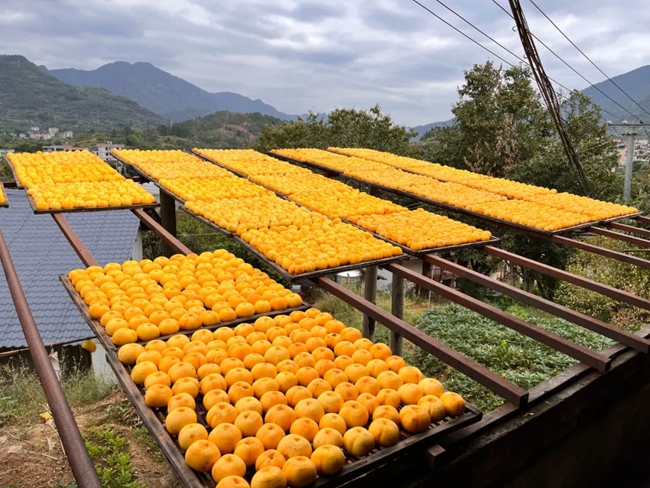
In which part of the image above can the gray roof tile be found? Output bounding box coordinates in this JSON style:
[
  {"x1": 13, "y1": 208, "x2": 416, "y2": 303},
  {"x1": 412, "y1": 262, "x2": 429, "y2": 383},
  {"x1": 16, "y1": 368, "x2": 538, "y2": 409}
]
[{"x1": 0, "y1": 189, "x2": 139, "y2": 349}]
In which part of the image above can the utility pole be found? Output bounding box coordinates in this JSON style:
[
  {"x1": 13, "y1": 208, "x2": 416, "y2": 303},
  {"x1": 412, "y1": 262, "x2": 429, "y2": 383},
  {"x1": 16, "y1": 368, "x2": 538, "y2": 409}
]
[{"x1": 608, "y1": 122, "x2": 650, "y2": 202}]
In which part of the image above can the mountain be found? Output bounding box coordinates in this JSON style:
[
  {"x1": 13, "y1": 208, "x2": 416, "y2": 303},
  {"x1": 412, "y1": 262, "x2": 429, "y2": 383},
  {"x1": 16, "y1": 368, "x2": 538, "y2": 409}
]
[
  {"x1": 48, "y1": 61, "x2": 296, "y2": 122},
  {"x1": 0, "y1": 55, "x2": 165, "y2": 132},
  {"x1": 582, "y1": 66, "x2": 650, "y2": 122},
  {"x1": 411, "y1": 119, "x2": 455, "y2": 141}
]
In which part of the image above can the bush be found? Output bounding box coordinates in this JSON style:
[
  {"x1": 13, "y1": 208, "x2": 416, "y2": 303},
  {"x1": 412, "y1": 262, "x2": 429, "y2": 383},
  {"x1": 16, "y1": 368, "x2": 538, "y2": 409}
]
[{"x1": 411, "y1": 303, "x2": 614, "y2": 411}]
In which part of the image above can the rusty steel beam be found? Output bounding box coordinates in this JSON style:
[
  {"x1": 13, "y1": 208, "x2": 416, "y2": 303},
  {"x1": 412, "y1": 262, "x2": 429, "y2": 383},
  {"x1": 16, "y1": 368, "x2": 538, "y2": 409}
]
[
  {"x1": 483, "y1": 245, "x2": 650, "y2": 312},
  {"x1": 426, "y1": 255, "x2": 650, "y2": 353},
  {"x1": 605, "y1": 222, "x2": 650, "y2": 240},
  {"x1": 589, "y1": 226, "x2": 650, "y2": 249},
  {"x1": 636, "y1": 215, "x2": 650, "y2": 225},
  {"x1": 0, "y1": 231, "x2": 102, "y2": 488},
  {"x1": 387, "y1": 264, "x2": 611, "y2": 373},
  {"x1": 159, "y1": 191, "x2": 178, "y2": 257},
  {"x1": 132, "y1": 208, "x2": 192, "y2": 256},
  {"x1": 315, "y1": 276, "x2": 529, "y2": 406},
  {"x1": 551, "y1": 234, "x2": 650, "y2": 269},
  {"x1": 51, "y1": 213, "x2": 99, "y2": 267}
]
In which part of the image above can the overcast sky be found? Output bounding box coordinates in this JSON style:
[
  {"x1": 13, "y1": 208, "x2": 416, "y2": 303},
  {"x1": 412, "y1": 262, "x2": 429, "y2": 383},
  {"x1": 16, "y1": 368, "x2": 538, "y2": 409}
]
[{"x1": 2, "y1": 0, "x2": 650, "y2": 125}]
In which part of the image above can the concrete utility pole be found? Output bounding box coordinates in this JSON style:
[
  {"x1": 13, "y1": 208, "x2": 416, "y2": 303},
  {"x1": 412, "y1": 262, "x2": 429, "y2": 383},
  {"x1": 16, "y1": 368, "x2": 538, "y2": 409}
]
[{"x1": 608, "y1": 122, "x2": 650, "y2": 203}]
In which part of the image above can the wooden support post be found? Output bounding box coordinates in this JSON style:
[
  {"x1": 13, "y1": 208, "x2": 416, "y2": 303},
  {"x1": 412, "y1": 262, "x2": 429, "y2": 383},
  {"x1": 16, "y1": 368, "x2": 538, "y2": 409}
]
[
  {"x1": 391, "y1": 269, "x2": 405, "y2": 355},
  {"x1": 363, "y1": 266, "x2": 378, "y2": 341},
  {"x1": 419, "y1": 259, "x2": 432, "y2": 297},
  {"x1": 159, "y1": 191, "x2": 177, "y2": 257}
]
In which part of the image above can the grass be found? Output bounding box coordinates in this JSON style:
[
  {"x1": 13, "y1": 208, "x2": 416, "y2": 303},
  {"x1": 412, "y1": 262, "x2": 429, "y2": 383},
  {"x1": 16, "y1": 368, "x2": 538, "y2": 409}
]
[
  {"x1": 83, "y1": 427, "x2": 144, "y2": 488},
  {"x1": 105, "y1": 398, "x2": 164, "y2": 462},
  {"x1": 411, "y1": 303, "x2": 615, "y2": 411},
  {"x1": 0, "y1": 363, "x2": 116, "y2": 427}
]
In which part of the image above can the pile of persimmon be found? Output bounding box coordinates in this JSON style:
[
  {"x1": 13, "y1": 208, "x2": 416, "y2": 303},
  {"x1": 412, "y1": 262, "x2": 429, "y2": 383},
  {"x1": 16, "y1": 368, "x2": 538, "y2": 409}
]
[
  {"x1": 7, "y1": 151, "x2": 123, "y2": 186},
  {"x1": 349, "y1": 209, "x2": 492, "y2": 250},
  {"x1": 468, "y1": 200, "x2": 591, "y2": 231},
  {"x1": 194, "y1": 149, "x2": 308, "y2": 176},
  {"x1": 328, "y1": 147, "x2": 432, "y2": 172},
  {"x1": 289, "y1": 189, "x2": 406, "y2": 219},
  {"x1": 523, "y1": 192, "x2": 638, "y2": 220},
  {"x1": 186, "y1": 196, "x2": 326, "y2": 234},
  {"x1": 113, "y1": 149, "x2": 203, "y2": 166},
  {"x1": 240, "y1": 219, "x2": 402, "y2": 275},
  {"x1": 115, "y1": 306, "x2": 467, "y2": 487},
  {"x1": 271, "y1": 149, "x2": 388, "y2": 174},
  {"x1": 248, "y1": 173, "x2": 351, "y2": 196},
  {"x1": 68, "y1": 250, "x2": 302, "y2": 346},
  {"x1": 160, "y1": 178, "x2": 271, "y2": 203}
]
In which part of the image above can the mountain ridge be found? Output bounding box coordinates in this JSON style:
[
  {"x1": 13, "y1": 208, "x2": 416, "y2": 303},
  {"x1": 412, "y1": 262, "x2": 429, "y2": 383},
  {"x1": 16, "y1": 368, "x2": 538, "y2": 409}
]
[
  {"x1": 0, "y1": 55, "x2": 165, "y2": 132},
  {"x1": 47, "y1": 61, "x2": 297, "y2": 122}
]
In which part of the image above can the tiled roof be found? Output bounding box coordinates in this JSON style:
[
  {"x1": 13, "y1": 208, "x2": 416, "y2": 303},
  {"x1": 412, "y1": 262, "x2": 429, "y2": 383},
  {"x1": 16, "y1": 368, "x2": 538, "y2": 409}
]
[{"x1": 0, "y1": 189, "x2": 139, "y2": 349}]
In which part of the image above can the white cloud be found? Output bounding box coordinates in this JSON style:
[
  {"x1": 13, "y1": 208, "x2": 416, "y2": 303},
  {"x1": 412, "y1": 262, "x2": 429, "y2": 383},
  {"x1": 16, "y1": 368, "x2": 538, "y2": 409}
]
[{"x1": 2, "y1": 0, "x2": 650, "y2": 125}]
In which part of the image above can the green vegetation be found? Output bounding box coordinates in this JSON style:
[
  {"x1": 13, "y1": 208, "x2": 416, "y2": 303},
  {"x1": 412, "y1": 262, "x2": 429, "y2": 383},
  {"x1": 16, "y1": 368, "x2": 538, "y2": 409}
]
[
  {"x1": 0, "y1": 55, "x2": 164, "y2": 132},
  {"x1": 257, "y1": 105, "x2": 417, "y2": 155},
  {"x1": 83, "y1": 427, "x2": 144, "y2": 488},
  {"x1": 412, "y1": 303, "x2": 614, "y2": 411},
  {"x1": 0, "y1": 363, "x2": 115, "y2": 427}
]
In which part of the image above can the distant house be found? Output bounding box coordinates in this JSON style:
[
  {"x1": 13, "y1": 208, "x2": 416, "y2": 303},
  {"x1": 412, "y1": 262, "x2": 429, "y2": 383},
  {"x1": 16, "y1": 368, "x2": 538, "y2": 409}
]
[
  {"x1": 61, "y1": 130, "x2": 73, "y2": 139},
  {"x1": 42, "y1": 145, "x2": 88, "y2": 152},
  {"x1": 0, "y1": 189, "x2": 142, "y2": 375},
  {"x1": 92, "y1": 142, "x2": 124, "y2": 163}
]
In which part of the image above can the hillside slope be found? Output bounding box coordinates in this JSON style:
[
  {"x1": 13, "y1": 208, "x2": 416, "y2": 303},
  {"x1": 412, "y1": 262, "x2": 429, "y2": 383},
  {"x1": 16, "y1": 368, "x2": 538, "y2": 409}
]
[
  {"x1": 582, "y1": 65, "x2": 650, "y2": 121},
  {"x1": 0, "y1": 55, "x2": 165, "y2": 132},
  {"x1": 49, "y1": 61, "x2": 295, "y2": 122}
]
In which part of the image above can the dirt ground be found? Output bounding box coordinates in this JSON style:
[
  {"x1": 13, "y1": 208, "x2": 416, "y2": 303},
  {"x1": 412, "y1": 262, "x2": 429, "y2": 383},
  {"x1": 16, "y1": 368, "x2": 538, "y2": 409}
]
[{"x1": 0, "y1": 390, "x2": 180, "y2": 488}]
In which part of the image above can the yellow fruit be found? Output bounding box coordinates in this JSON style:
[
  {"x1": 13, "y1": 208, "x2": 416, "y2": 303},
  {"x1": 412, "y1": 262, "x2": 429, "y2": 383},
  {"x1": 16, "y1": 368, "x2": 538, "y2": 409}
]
[
  {"x1": 289, "y1": 418, "x2": 319, "y2": 443},
  {"x1": 212, "y1": 454, "x2": 247, "y2": 484},
  {"x1": 356, "y1": 393, "x2": 379, "y2": 416},
  {"x1": 440, "y1": 391, "x2": 466, "y2": 416},
  {"x1": 168, "y1": 392, "x2": 196, "y2": 412},
  {"x1": 209, "y1": 423, "x2": 242, "y2": 454},
  {"x1": 418, "y1": 395, "x2": 447, "y2": 422},
  {"x1": 368, "y1": 418, "x2": 399, "y2": 447},
  {"x1": 228, "y1": 381, "x2": 255, "y2": 404},
  {"x1": 112, "y1": 327, "x2": 138, "y2": 346},
  {"x1": 307, "y1": 378, "x2": 331, "y2": 398},
  {"x1": 233, "y1": 437, "x2": 265, "y2": 467},
  {"x1": 144, "y1": 371, "x2": 171, "y2": 389},
  {"x1": 356, "y1": 376, "x2": 380, "y2": 396},
  {"x1": 234, "y1": 410, "x2": 263, "y2": 437},
  {"x1": 398, "y1": 383, "x2": 424, "y2": 405},
  {"x1": 172, "y1": 377, "x2": 200, "y2": 398},
  {"x1": 311, "y1": 445, "x2": 345, "y2": 476},
  {"x1": 294, "y1": 398, "x2": 324, "y2": 422},
  {"x1": 168, "y1": 362, "x2": 197, "y2": 384},
  {"x1": 207, "y1": 402, "x2": 238, "y2": 428},
  {"x1": 255, "y1": 449, "x2": 286, "y2": 471},
  {"x1": 339, "y1": 400, "x2": 369, "y2": 428},
  {"x1": 372, "y1": 405, "x2": 400, "y2": 425},
  {"x1": 334, "y1": 382, "x2": 358, "y2": 402},
  {"x1": 419, "y1": 378, "x2": 444, "y2": 397},
  {"x1": 166, "y1": 406, "x2": 198, "y2": 435},
  {"x1": 317, "y1": 391, "x2": 344, "y2": 414},
  {"x1": 216, "y1": 476, "x2": 250, "y2": 488},
  {"x1": 260, "y1": 391, "x2": 287, "y2": 413},
  {"x1": 235, "y1": 396, "x2": 263, "y2": 416},
  {"x1": 178, "y1": 423, "x2": 209, "y2": 451},
  {"x1": 131, "y1": 361, "x2": 158, "y2": 385},
  {"x1": 144, "y1": 384, "x2": 173, "y2": 408},
  {"x1": 398, "y1": 366, "x2": 424, "y2": 384},
  {"x1": 399, "y1": 405, "x2": 430, "y2": 433},
  {"x1": 201, "y1": 373, "x2": 228, "y2": 395},
  {"x1": 312, "y1": 427, "x2": 343, "y2": 449},
  {"x1": 277, "y1": 434, "x2": 312, "y2": 459},
  {"x1": 256, "y1": 423, "x2": 286, "y2": 450},
  {"x1": 118, "y1": 343, "x2": 145, "y2": 365},
  {"x1": 285, "y1": 386, "x2": 312, "y2": 408},
  {"x1": 342, "y1": 427, "x2": 375, "y2": 456},
  {"x1": 270, "y1": 455, "x2": 316, "y2": 488},
  {"x1": 265, "y1": 404, "x2": 297, "y2": 432},
  {"x1": 251, "y1": 466, "x2": 286, "y2": 488},
  {"x1": 319, "y1": 413, "x2": 347, "y2": 435}
]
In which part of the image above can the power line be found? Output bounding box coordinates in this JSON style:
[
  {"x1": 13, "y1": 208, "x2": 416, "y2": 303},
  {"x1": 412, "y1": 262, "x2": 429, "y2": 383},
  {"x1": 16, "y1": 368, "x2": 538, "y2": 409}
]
[
  {"x1": 508, "y1": 0, "x2": 591, "y2": 195},
  {"x1": 410, "y1": 0, "x2": 517, "y2": 68},
  {"x1": 490, "y1": 0, "x2": 633, "y2": 122},
  {"x1": 528, "y1": 0, "x2": 650, "y2": 121},
  {"x1": 412, "y1": 0, "x2": 621, "y2": 122}
]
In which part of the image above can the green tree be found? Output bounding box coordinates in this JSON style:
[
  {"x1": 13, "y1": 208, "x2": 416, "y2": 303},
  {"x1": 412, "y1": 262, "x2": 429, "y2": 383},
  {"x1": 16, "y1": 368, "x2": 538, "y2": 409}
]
[
  {"x1": 256, "y1": 105, "x2": 416, "y2": 154},
  {"x1": 423, "y1": 62, "x2": 623, "y2": 299}
]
